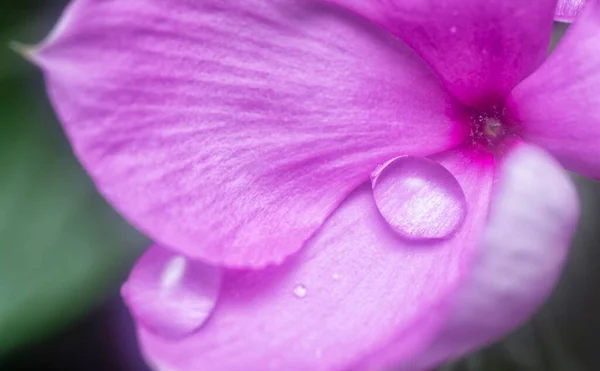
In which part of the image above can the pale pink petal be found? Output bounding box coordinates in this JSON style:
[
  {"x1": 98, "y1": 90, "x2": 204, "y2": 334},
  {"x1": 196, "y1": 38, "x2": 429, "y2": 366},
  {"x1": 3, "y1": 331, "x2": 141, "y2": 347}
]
[
  {"x1": 137, "y1": 148, "x2": 494, "y2": 371},
  {"x1": 371, "y1": 156, "x2": 467, "y2": 240},
  {"x1": 352, "y1": 148, "x2": 495, "y2": 371},
  {"x1": 34, "y1": 0, "x2": 468, "y2": 268},
  {"x1": 395, "y1": 143, "x2": 579, "y2": 371},
  {"x1": 121, "y1": 245, "x2": 222, "y2": 340},
  {"x1": 507, "y1": 0, "x2": 600, "y2": 180},
  {"x1": 330, "y1": 0, "x2": 557, "y2": 107},
  {"x1": 556, "y1": 0, "x2": 586, "y2": 22}
]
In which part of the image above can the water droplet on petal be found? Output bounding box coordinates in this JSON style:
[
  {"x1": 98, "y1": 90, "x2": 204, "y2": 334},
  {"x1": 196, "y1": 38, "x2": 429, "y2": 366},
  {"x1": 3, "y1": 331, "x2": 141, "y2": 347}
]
[
  {"x1": 371, "y1": 156, "x2": 467, "y2": 240},
  {"x1": 450, "y1": 26, "x2": 457, "y2": 33},
  {"x1": 122, "y1": 245, "x2": 222, "y2": 339},
  {"x1": 332, "y1": 273, "x2": 340, "y2": 280},
  {"x1": 293, "y1": 284, "x2": 308, "y2": 298}
]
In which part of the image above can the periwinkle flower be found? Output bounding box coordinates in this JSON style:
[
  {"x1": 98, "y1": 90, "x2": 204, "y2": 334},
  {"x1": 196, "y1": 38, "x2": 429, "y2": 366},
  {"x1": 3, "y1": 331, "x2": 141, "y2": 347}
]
[{"x1": 25, "y1": 0, "x2": 600, "y2": 370}]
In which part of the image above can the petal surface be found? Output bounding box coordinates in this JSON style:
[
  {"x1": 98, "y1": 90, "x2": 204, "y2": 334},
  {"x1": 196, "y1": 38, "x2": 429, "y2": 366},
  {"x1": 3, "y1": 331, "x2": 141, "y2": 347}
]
[
  {"x1": 138, "y1": 148, "x2": 494, "y2": 371},
  {"x1": 331, "y1": 0, "x2": 557, "y2": 107},
  {"x1": 399, "y1": 143, "x2": 579, "y2": 371},
  {"x1": 35, "y1": 0, "x2": 468, "y2": 267},
  {"x1": 556, "y1": 0, "x2": 586, "y2": 22},
  {"x1": 507, "y1": 0, "x2": 600, "y2": 180}
]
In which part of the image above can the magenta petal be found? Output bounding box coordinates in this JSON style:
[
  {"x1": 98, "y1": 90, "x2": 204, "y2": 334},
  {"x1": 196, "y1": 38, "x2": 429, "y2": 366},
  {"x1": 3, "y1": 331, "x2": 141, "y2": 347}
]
[
  {"x1": 400, "y1": 144, "x2": 579, "y2": 371},
  {"x1": 331, "y1": 0, "x2": 557, "y2": 106},
  {"x1": 352, "y1": 148, "x2": 494, "y2": 371},
  {"x1": 121, "y1": 245, "x2": 222, "y2": 339},
  {"x1": 507, "y1": 1, "x2": 600, "y2": 180},
  {"x1": 34, "y1": 0, "x2": 468, "y2": 267},
  {"x1": 137, "y1": 148, "x2": 494, "y2": 371},
  {"x1": 371, "y1": 156, "x2": 467, "y2": 241},
  {"x1": 556, "y1": 0, "x2": 586, "y2": 22}
]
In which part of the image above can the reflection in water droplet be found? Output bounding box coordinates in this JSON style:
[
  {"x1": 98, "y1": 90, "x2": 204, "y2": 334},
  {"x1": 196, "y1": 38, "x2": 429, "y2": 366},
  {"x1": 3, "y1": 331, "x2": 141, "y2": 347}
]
[
  {"x1": 160, "y1": 256, "x2": 186, "y2": 290},
  {"x1": 122, "y1": 245, "x2": 222, "y2": 339},
  {"x1": 293, "y1": 284, "x2": 308, "y2": 298},
  {"x1": 371, "y1": 156, "x2": 467, "y2": 240}
]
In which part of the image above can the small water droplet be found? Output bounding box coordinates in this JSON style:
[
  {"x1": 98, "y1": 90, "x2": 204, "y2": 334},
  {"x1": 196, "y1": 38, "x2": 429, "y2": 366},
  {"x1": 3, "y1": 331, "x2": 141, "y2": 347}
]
[
  {"x1": 450, "y1": 26, "x2": 457, "y2": 33},
  {"x1": 332, "y1": 273, "x2": 340, "y2": 280},
  {"x1": 371, "y1": 156, "x2": 467, "y2": 240},
  {"x1": 293, "y1": 284, "x2": 308, "y2": 298},
  {"x1": 122, "y1": 245, "x2": 222, "y2": 339}
]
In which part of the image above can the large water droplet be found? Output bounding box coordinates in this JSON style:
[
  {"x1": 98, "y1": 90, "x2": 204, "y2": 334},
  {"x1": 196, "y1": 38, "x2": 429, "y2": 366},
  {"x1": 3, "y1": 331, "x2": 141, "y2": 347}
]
[
  {"x1": 122, "y1": 245, "x2": 222, "y2": 339},
  {"x1": 371, "y1": 156, "x2": 467, "y2": 240}
]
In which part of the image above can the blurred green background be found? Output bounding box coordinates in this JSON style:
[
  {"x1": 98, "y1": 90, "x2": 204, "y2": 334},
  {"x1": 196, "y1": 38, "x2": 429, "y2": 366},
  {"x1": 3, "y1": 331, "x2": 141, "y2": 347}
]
[
  {"x1": 0, "y1": 2, "x2": 599, "y2": 371},
  {"x1": 0, "y1": 1, "x2": 148, "y2": 369}
]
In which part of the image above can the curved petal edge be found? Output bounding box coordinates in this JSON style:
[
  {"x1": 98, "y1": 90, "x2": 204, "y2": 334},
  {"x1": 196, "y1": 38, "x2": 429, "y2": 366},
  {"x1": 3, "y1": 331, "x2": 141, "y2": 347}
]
[
  {"x1": 137, "y1": 148, "x2": 494, "y2": 371},
  {"x1": 330, "y1": 0, "x2": 557, "y2": 106},
  {"x1": 402, "y1": 143, "x2": 579, "y2": 371},
  {"x1": 34, "y1": 0, "x2": 468, "y2": 267},
  {"x1": 508, "y1": 0, "x2": 600, "y2": 180}
]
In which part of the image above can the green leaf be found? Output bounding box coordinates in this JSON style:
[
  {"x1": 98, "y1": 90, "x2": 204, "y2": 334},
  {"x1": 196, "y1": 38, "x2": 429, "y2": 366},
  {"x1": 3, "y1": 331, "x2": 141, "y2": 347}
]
[{"x1": 0, "y1": 76, "x2": 148, "y2": 355}]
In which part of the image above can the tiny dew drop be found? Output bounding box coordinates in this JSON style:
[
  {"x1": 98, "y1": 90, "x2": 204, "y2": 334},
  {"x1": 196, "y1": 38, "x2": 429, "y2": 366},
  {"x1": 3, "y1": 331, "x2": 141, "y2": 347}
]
[{"x1": 293, "y1": 284, "x2": 308, "y2": 298}]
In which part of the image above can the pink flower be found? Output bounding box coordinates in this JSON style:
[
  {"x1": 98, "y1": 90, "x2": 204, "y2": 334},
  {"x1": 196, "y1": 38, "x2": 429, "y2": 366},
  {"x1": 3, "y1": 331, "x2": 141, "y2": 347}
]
[{"x1": 28, "y1": 0, "x2": 600, "y2": 369}]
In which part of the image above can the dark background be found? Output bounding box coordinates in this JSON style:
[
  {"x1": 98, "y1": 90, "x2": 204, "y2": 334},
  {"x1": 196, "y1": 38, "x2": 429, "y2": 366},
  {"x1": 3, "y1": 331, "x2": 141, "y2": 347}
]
[{"x1": 0, "y1": 2, "x2": 599, "y2": 370}]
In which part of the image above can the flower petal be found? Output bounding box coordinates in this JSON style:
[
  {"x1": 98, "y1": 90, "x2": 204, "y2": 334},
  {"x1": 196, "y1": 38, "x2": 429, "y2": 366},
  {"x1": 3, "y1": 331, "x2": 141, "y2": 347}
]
[
  {"x1": 556, "y1": 0, "x2": 586, "y2": 22},
  {"x1": 121, "y1": 245, "x2": 222, "y2": 339},
  {"x1": 137, "y1": 148, "x2": 494, "y2": 371},
  {"x1": 34, "y1": 0, "x2": 468, "y2": 267},
  {"x1": 398, "y1": 143, "x2": 579, "y2": 371},
  {"x1": 331, "y1": 0, "x2": 557, "y2": 107},
  {"x1": 507, "y1": 0, "x2": 600, "y2": 180}
]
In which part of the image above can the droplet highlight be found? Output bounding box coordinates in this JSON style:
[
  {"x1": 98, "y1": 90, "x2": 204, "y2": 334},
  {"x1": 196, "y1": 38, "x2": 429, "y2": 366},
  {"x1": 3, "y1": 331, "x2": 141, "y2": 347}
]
[
  {"x1": 160, "y1": 256, "x2": 186, "y2": 290},
  {"x1": 122, "y1": 245, "x2": 222, "y2": 339},
  {"x1": 293, "y1": 284, "x2": 308, "y2": 298},
  {"x1": 371, "y1": 156, "x2": 467, "y2": 240}
]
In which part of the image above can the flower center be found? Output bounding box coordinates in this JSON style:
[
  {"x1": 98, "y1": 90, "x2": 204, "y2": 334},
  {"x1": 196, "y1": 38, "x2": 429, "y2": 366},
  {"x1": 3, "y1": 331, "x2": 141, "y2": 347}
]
[{"x1": 468, "y1": 105, "x2": 517, "y2": 152}]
